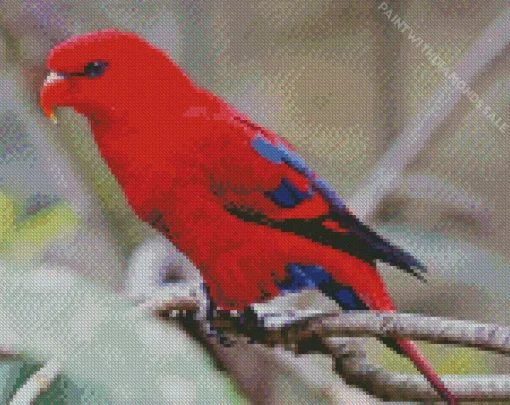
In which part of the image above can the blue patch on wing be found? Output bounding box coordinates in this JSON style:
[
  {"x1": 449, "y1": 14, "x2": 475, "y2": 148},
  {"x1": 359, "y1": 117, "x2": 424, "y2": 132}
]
[
  {"x1": 278, "y1": 264, "x2": 329, "y2": 292},
  {"x1": 265, "y1": 178, "x2": 313, "y2": 208},
  {"x1": 249, "y1": 135, "x2": 426, "y2": 281},
  {"x1": 281, "y1": 148, "x2": 313, "y2": 176},
  {"x1": 250, "y1": 134, "x2": 313, "y2": 175},
  {"x1": 333, "y1": 287, "x2": 364, "y2": 310},
  {"x1": 250, "y1": 136, "x2": 284, "y2": 164},
  {"x1": 250, "y1": 134, "x2": 345, "y2": 209},
  {"x1": 278, "y1": 263, "x2": 368, "y2": 310}
]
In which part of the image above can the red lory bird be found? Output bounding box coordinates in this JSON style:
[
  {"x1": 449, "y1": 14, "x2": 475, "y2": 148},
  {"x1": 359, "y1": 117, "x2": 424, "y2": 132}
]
[{"x1": 40, "y1": 30, "x2": 456, "y2": 404}]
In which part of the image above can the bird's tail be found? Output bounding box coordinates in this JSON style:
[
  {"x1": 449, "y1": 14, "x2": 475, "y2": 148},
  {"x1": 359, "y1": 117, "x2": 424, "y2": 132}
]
[
  {"x1": 280, "y1": 264, "x2": 457, "y2": 403},
  {"x1": 311, "y1": 271, "x2": 457, "y2": 404},
  {"x1": 392, "y1": 337, "x2": 457, "y2": 405}
]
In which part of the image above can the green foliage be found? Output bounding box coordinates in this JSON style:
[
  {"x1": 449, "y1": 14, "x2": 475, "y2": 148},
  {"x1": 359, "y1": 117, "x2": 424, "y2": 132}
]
[
  {"x1": 372, "y1": 340, "x2": 490, "y2": 376},
  {"x1": 0, "y1": 261, "x2": 249, "y2": 404},
  {"x1": 0, "y1": 190, "x2": 79, "y2": 264}
]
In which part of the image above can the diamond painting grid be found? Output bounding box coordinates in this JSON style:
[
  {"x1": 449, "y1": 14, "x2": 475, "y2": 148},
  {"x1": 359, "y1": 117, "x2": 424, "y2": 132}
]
[{"x1": 0, "y1": 1, "x2": 508, "y2": 403}]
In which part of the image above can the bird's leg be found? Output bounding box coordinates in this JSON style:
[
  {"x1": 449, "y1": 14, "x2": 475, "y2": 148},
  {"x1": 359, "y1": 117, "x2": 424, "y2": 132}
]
[
  {"x1": 199, "y1": 286, "x2": 265, "y2": 346},
  {"x1": 238, "y1": 306, "x2": 266, "y2": 344},
  {"x1": 201, "y1": 290, "x2": 236, "y2": 347}
]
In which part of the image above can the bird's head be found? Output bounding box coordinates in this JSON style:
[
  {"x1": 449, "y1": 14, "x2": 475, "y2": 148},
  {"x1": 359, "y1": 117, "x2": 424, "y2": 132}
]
[{"x1": 40, "y1": 29, "x2": 188, "y2": 123}]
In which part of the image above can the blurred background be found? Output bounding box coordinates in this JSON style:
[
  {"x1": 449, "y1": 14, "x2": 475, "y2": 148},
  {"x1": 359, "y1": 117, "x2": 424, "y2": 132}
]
[{"x1": 0, "y1": 0, "x2": 509, "y2": 403}]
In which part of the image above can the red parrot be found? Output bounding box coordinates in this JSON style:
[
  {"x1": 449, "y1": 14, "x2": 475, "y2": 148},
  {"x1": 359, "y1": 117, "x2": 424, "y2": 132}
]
[{"x1": 40, "y1": 30, "x2": 456, "y2": 404}]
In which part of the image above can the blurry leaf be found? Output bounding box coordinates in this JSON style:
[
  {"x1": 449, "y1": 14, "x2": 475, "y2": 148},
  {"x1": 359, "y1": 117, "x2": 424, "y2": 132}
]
[
  {"x1": 0, "y1": 263, "x2": 248, "y2": 404},
  {"x1": 0, "y1": 191, "x2": 15, "y2": 243},
  {"x1": 436, "y1": 346, "x2": 491, "y2": 375},
  {"x1": 2, "y1": 202, "x2": 79, "y2": 263},
  {"x1": 8, "y1": 360, "x2": 67, "y2": 405},
  {"x1": 0, "y1": 360, "x2": 23, "y2": 404},
  {"x1": 371, "y1": 341, "x2": 490, "y2": 375}
]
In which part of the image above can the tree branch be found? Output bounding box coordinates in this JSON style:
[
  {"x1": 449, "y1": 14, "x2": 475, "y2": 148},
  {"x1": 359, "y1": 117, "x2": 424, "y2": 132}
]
[
  {"x1": 147, "y1": 294, "x2": 510, "y2": 402},
  {"x1": 11, "y1": 283, "x2": 509, "y2": 403}
]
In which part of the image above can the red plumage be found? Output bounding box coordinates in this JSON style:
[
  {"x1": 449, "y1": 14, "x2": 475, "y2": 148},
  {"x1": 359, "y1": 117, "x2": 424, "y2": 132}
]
[{"x1": 40, "y1": 30, "x2": 456, "y2": 404}]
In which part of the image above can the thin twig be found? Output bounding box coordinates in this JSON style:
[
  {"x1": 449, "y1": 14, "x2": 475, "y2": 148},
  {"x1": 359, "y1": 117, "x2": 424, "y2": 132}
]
[
  {"x1": 10, "y1": 294, "x2": 510, "y2": 403},
  {"x1": 326, "y1": 336, "x2": 510, "y2": 402},
  {"x1": 152, "y1": 298, "x2": 510, "y2": 401},
  {"x1": 306, "y1": 311, "x2": 510, "y2": 355},
  {"x1": 154, "y1": 303, "x2": 510, "y2": 356}
]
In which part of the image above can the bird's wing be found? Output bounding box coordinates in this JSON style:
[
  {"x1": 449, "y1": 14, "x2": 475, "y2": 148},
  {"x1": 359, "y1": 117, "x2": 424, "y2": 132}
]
[{"x1": 201, "y1": 111, "x2": 426, "y2": 280}]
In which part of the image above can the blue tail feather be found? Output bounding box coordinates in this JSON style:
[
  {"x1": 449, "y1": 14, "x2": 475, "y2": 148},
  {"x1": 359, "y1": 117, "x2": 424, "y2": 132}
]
[
  {"x1": 277, "y1": 263, "x2": 404, "y2": 354},
  {"x1": 278, "y1": 264, "x2": 368, "y2": 311}
]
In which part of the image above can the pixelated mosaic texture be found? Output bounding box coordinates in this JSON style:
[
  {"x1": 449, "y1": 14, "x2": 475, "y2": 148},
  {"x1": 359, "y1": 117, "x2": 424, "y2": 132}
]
[{"x1": 0, "y1": 1, "x2": 508, "y2": 403}]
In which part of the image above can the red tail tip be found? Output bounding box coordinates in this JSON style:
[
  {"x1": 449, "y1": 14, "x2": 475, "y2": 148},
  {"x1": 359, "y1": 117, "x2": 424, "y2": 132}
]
[{"x1": 395, "y1": 338, "x2": 458, "y2": 404}]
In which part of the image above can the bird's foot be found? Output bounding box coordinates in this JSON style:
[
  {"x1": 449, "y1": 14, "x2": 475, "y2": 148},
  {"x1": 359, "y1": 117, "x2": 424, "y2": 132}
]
[
  {"x1": 237, "y1": 306, "x2": 266, "y2": 344},
  {"x1": 204, "y1": 306, "x2": 238, "y2": 347},
  {"x1": 205, "y1": 325, "x2": 236, "y2": 347}
]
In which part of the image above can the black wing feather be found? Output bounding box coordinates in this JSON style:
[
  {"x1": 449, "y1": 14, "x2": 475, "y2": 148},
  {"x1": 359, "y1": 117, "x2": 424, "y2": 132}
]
[{"x1": 225, "y1": 204, "x2": 427, "y2": 281}]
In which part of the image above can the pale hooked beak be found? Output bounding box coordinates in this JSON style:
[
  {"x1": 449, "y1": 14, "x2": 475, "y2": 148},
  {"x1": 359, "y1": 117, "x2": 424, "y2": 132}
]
[
  {"x1": 43, "y1": 71, "x2": 66, "y2": 87},
  {"x1": 41, "y1": 71, "x2": 66, "y2": 123}
]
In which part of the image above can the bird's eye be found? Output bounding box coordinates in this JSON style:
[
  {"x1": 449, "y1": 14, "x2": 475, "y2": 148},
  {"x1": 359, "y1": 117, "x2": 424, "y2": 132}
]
[{"x1": 83, "y1": 61, "x2": 108, "y2": 78}]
